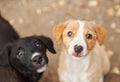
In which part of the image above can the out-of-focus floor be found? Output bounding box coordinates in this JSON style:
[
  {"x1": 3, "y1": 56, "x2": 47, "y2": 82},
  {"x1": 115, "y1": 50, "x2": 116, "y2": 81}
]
[{"x1": 0, "y1": 0, "x2": 120, "y2": 82}]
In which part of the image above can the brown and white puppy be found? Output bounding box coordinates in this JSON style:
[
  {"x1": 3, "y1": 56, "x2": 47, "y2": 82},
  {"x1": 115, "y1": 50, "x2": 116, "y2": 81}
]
[{"x1": 52, "y1": 20, "x2": 110, "y2": 82}]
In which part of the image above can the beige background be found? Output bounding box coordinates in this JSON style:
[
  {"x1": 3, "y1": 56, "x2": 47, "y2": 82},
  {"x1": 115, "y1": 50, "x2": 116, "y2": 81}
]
[{"x1": 0, "y1": 0, "x2": 120, "y2": 82}]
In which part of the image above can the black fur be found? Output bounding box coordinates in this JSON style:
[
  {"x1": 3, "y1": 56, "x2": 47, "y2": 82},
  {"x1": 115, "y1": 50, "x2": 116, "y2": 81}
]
[
  {"x1": 0, "y1": 14, "x2": 19, "y2": 50},
  {"x1": 0, "y1": 15, "x2": 56, "y2": 82}
]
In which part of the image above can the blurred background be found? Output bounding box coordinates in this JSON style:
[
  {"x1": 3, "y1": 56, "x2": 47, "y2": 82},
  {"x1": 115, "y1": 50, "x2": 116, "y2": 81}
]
[{"x1": 0, "y1": 0, "x2": 120, "y2": 82}]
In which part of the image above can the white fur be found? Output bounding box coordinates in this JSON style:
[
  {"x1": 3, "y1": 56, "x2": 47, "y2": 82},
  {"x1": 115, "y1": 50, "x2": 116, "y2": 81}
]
[
  {"x1": 63, "y1": 54, "x2": 90, "y2": 82},
  {"x1": 60, "y1": 49, "x2": 104, "y2": 82},
  {"x1": 99, "y1": 76, "x2": 103, "y2": 82},
  {"x1": 37, "y1": 65, "x2": 47, "y2": 73},
  {"x1": 68, "y1": 21, "x2": 87, "y2": 59},
  {"x1": 31, "y1": 52, "x2": 40, "y2": 60}
]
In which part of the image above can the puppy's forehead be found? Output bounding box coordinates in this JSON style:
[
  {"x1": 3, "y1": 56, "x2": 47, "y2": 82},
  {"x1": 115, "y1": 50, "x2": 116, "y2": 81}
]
[
  {"x1": 84, "y1": 21, "x2": 95, "y2": 31},
  {"x1": 19, "y1": 37, "x2": 39, "y2": 43},
  {"x1": 14, "y1": 37, "x2": 37, "y2": 48},
  {"x1": 65, "y1": 20, "x2": 95, "y2": 31},
  {"x1": 17, "y1": 39, "x2": 32, "y2": 45},
  {"x1": 64, "y1": 20, "x2": 79, "y2": 32},
  {"x1": 67, "y1": 20, "x2": 79, "y2": 28}
]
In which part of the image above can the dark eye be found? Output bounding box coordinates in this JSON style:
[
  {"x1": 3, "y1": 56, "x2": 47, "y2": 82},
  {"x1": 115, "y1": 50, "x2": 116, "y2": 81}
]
[
  {"x1": 34, "y1": 40, "x2": 42, "y2": 48},
  {"x1": 17, "y1": 49, "x2": 24, "y2": 58},
  {"x1": 86, "y1": 34, "x2": 92, "y2": 39},
  {"x1": 67, "y1": 31, "x2": 73, "y2": 37}
]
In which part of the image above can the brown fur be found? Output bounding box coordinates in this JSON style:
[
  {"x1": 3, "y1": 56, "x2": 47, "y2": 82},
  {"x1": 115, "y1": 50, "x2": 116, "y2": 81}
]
[
  {"x1": 62, "y1": 21, "x2": 79, "y2": 49},
  {"x1": 95, "y1": 24, "x2": 106, "y2": 45},
  {"x1": 53, "y1": 20, "x2": 79, "y2": 49},
  {"x1": 52, "y1": 23, "x2": 67, "y2": 43},
  {"x1": 84, "y1": 22, "x2": 97, "y2": 51}
]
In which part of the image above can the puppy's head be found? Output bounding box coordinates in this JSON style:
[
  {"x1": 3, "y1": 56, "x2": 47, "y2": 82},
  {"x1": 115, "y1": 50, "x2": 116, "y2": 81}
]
[
  {"x1": 5, "y1": 36, "x2": 56, "y2": 75},
  {"x1": 53, "y1": 20, "x2": 106, "y2": 59}
]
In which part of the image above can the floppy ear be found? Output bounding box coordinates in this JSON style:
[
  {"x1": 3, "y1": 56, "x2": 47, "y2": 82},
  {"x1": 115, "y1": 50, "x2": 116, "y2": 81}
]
[
  {"x1": 52, "y1": 23, "x2": 67, "y2": 43},
  {"x1": 0, "y1": 44, "x2": 12, "y2": 66},
  {"x1": 95, "y1": 24, "x2": 106, "y2": 45},
  {"x1": 39, "y1": 36, "x2": 56, "y2": 54}
]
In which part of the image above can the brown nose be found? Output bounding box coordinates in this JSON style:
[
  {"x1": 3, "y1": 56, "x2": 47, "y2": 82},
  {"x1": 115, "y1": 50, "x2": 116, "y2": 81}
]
[{"x1": 74, "y1": 45, "x2": 83, "y2": 53}]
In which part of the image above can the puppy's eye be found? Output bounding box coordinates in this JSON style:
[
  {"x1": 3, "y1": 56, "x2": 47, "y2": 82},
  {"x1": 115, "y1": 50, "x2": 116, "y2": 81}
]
[
  {"x1": 17, "y1": 49, "x2": 24, "y2": 58},
  {"x1": 34, "y1": 40, "x2": 42, "y2": 48},
  {"x1": 86, "y1": 34, "x2": 92, "y2": 39},
  {"x1": 67, "y1": 31, "x2": 73, "y2": 37}
]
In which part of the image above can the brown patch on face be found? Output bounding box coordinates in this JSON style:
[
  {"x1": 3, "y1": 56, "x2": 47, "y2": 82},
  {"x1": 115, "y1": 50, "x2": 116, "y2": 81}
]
[
  {"x1": 84, "y1": 22, "x2": 97, "y2": 51},
  {"x1": 84, "y1": 21, "x2": 106, "y2": 52},
  {"x1": 62, "y1": 20, "x2": 79, "y2": 49}
]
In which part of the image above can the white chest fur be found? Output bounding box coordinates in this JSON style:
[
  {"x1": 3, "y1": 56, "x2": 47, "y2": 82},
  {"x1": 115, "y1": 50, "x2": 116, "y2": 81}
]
[
  {"x1": 59, "y1": 49, "x2": 105, "y2": 82},
  {"x1": 60, "y1": 53, "x2": 91, "y2": 82}
]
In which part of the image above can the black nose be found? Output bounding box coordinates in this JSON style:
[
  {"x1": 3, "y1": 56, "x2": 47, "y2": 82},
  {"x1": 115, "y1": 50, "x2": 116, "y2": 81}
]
[
  {"x1": 32, "y1": 55, "x2": 43, "y2": 64},
  {"x1": 74, "y1": 45, "x2": 83, "y2": 53}
]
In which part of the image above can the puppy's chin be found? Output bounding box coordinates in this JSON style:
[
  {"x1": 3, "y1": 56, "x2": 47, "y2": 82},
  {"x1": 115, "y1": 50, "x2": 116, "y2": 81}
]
[
  {"x1": 70, "y1": 53, "x2": 87, "y2": 60},
  {"x1": 36, "y1": 65, "x2": 47, "y2": 73}
]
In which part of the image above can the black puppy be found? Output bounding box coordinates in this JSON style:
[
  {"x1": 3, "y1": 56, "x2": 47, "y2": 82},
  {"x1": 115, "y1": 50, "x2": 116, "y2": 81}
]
[{"x1": 0, "y1": 14, "x2": 56, "y2": 82}]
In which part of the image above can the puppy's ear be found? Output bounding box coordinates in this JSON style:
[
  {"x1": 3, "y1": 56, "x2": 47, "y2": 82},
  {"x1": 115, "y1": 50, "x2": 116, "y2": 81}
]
[
  {"x1": 0, "y1": 44, "x2": 12, "y2": 66},
  {"x1": 52, "y1": 23, "x2": 67, "y2": 43},
  {"x1": 95, "y1": 24, "x2": 106, "y2": 45},
  {"x1": 39, "y1": 36, "x2": 56, "y2": 54}
]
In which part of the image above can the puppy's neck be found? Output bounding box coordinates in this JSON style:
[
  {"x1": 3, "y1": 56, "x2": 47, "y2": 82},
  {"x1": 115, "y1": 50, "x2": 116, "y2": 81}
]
[{"x1": 61, "y1": 46, "x2": 91, "y2": 72}]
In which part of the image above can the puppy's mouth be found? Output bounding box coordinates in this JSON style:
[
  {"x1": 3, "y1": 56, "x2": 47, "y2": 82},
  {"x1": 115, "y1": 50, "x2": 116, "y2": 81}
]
[
  {"x1": 72, "y1": 52, "x2": 86, "y2": 58},
  {"x1": 36, "y1": 65, "x2": 47, "y2": 73}
]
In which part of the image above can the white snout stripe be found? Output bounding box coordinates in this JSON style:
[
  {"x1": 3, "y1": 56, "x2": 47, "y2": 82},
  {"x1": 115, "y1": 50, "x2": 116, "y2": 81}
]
[
  {"x1": 31, "y1": 52, "x2": 40, "y2": 60},
  {"x1": 68, "y1": 20, "x2": 87, "y2": 58}
]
